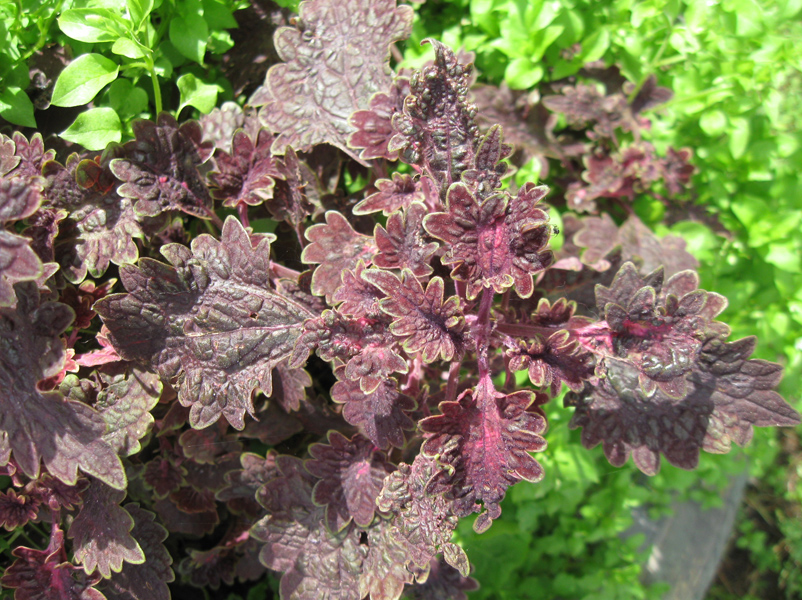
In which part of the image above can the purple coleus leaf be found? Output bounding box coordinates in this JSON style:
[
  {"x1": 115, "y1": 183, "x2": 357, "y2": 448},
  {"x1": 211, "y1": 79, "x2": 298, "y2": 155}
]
[
  {"x1": 0, "y1": 283, "x2": 126, "y2": 489},
  {"x1": 306, "y1": 431, "x2": 393, "y2": 532},
  {"x1": 291, "y1": 309, "x2": 407, "y2": 393},
  {"x1": 542, "y1": 83, "x2": 630, "y2": 139},
  {"x1": 360, "y1": 518, "x2": 416, "y2": 600},
  {"x1": 265, "y1": 147, "x2": 317, "y2": 231},
  {"x1": 216, "y1": 451, "x2": 278, "y2": 518},
  {"x1": 332, "y1": 261, "x2": 385, "y2": 319},
  {"x1": 567, "y1": 333, "x2": 801, "y2": 476},
  {"x1": 331, "y1": 377, "x2": 416, "y2": 450},
  {"x1": 259, "y1": 0, "x2": 413, "y2": 163},
  {"x1": 0, "y1": 172, "x2": 44, "y2": 305},
  {"x1": 6, "y1": 132, "x2": 56, "y2": 180},
  {"x1": 1, "y1": 527, "x2": 105, "y2": 600},
  {"x1": 353, "y1": 173, "x2": 425, "y2": 216},
  {"x1": 579, "y1": 262, "x2": 728, "y2": 398},
  {"x1": 208, "y1": 129, "x2": 283, "y2": 208},
  {"x1": 403, "y1": 557, "x2": 479, "y2": 600},
  {"x1": 251, "y1": 455, "x2": 366, "y2": 600},
  {"x1": 95, "y1": 217, "x2": 314, "y2": 430},
  {"x1": 376, "y1": 454, "x2": 468, "y2": 576},
  {"x1": 302, "y1": 210, "x2": 378, "y2": 302},
  {"x1": 424, "y1": 181, "x2": 553, "y2": 300},
  {"x1": 388, "y1": 40, "x2": 482, "y2": 198},
  {"x1": 420, "y1": 376, "x2": 547, "y2": 533},
  {"x1": 0, "y1": 488, "x2": 40, "y2": 530},
  {"x1": 98, "y1": 503, "x2": 175, "y2": 600},
  {"x1": 506, "y1": 330, "x2": 596, "y2": 396},
  {"x1": 68, "y1": 478, "x2": 145, "y2": 578},
  {"x1": 110, "y1": 113, "x2": 215, "y2": 220},
  {"x1": 362, "y1": 268, "x2": 466, "y2": 362},
  {"x1": 348, "y1": 76, "x2": 410, "y2": 161},
  {"x1": 373, "y1": 202, "x2": 439, "y2": 278}
]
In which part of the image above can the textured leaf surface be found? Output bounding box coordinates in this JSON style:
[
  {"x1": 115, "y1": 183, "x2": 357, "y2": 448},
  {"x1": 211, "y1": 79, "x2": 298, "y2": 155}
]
[
  {"x1": 1, "y1": 528, "x2": 105, "y2": 600},
  {"x1": 69, "y1": 479, "x2": 145, "y2": 577},
  {"x1": 0, "y1": 175, "x2": 43, "y2": 304},
  {"x1": 354, "y1": 173, "x2": 424, "y2": 216},
  {"x1": 376, "y1": 455, "x2": 467, "y2": 575},
  {"x1": 424, "y1": 182, "x2": 553, "y2": 299},
  {"x1": 373, "y1": 202, "x2": 439, "y2": 278},
  {"x1": 251, "y1": 455, "x2": 365, "y2": 600},
  {"x1": 306, "y1": 432, "x2": 392, "y2": 532},
  {"x1": 0, "y1": 283, "x2": 125, "y2": 488},
  {"x1": 99, "y1": 504, "x2": 175, "y2": 600},
  {"x1": 362, "y1": 268, "x2": 465, "y2": 362},
  {"x1": 403, "y1": 558, "x2": 479, "y2": 600},
  {"x1": 302, "y1": 211, "x2": 378, "y2": 301},
  {"x1": 420, "y1": 377, "x2": 547, "y2": 531},
  {"x1": 507, "y1": 330, "x2": 595, "y2": 396},
  {"x1": 208, "y1": 129, "x2": 283, "y2": 207},
  {"x1": 348, "y1": 77, "x2": 409, "y2": 161},
  {"x1": 95, "y1": 217, "x2": 314, "y2": 429},
  {"x1": 331, "y1": 377, "x2": 415, "y2": 450},
  {"x1": 110, "y1": 113, "x2": 214, "y2": 219},
  {"x1": 259, "y1": 0, "x2": 413, "y2": 161}
]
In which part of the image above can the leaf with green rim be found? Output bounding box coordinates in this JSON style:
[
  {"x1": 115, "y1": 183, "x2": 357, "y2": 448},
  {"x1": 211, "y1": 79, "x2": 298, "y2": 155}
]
[{"x1": 51, "y1": 53, "x2": 119, "y2": 108}]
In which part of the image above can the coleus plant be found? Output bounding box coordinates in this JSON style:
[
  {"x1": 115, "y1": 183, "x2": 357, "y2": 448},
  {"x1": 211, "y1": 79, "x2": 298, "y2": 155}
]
[{"x1": 0, "y1": 0, "x2": 798, "y2": 598}]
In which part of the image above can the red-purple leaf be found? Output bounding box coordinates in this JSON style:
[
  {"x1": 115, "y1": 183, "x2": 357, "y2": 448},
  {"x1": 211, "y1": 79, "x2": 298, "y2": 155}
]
[
  {"x1": 306, "y1": 432, "x2": 392, "y2": 532},
  {"x1": 507, "y1": 330, "x2": 595, "y2": 396},
  {"x1": 110, "y1": 113, "x2": 214, "y2": 219},
  {"x1": 354, "y1": 173, "x2": 424, "y2": 216},
  {"x1": 251, "y1": 455, "x2": 366, "y2": 600},
  {"x1": 0, "y1": 174, "x2": 44, "y2": 304},
  {"x1": 403, "y1": 557, "x2": 479, "y2": 600},
  {"x1": 99, "y1": 504, "x2": 175, "y2": 600},
  {"x1": 143, "y1": 458, "x2": 185, "y2": 499},
  {"x1": 7, "y1": 132, "x2": 56, "y2": 180},
  {"x1": 331, "y1": 377, "x2": 415, "y2": 450},
  {"x1": 1, "y1": 527, "x2": 105, "y2": 600},
  {"x1": 302, "y1": 210, "x2": 378, "y2": 302},
  {"x1": 0, "y1": 283, "x2": 125, "y2": 489},
  {"x1": 216, "y1": 451, "x2": 278, "y2": 518},
  {"x1": 373, "y1": 202, "x2": 439, "y2": 278},
  {"x1": 362, "y1": 268, "x2": 465, "y2": 362},
  {"x1": 95, "y1": 217, "x2": 314, "y2": 430},
  {"x1": 332, "y1": 261, "x2": 385, "y2": 319},
  {"x1": 360, "y1": 518, "x2": 416, "y2": 599},
  {"x1": 69, "y1": 479, "x2": 145, "y2": 578},
  {"x1": 0, "y1": 489, "x2": 40, "y2": 530},
  {"x1": 424, "y1": 182, "x2": 553, "y2": 299},
  {"x1": 348, "y1": 77, "x2": 410, "y2": 161},
  {"x1": 153, "y1": 496, "x2": 219, "y2": 536},
  {"x1": 420, "y1": 377, "x2": 547, "y2": 531},
  {"x1": 376, "y1": 455, "x2": 467, "y2": 576},
  {"x1": 208, "y1": 129, "x2": 283, "y2": 207},
  {"x1": 258, "y1": 0, "x2": 413, "y2": 163}
]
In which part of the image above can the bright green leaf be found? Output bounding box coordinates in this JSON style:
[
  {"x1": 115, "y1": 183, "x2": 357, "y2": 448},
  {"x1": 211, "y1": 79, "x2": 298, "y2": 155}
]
[
  {"x1": 177, "y1": 72, "x2": 220, "y2": 115},
  {"x1": 0, "y1": 86, "x2": 36, "y2": 128},
  {"x1": 699, "y1": 109, "x2": 728, "y2": 137},
  {"x1": 579, "y1": 28, "x2": 610, "y2": 63},
  {"x1": 58, "y1": 8, "x2": 128, "y2": 43},
  {"x1": 51, "y1": 53, "x2": 119, "y2": 107},
  {"x1": 60, "y1": 107, "x2": 122, "y2": 150},
  {"x1": 111, "y1": 37, "x2": 147, "y2": 58},
  {"x1": 127, "y1": 0, "x2": 155, "y2": 30},
  {"x1": 169, "y1": 13, "x2": 208, "y2": 65},
  {"x1": 108, "y1": 79, "x2": 149, "y2": 117},
  {"x1": 202, "y1": 0, "x2": 238, "y2": 29},
  {"x1": 505, "y1": 58, "x2": 543, "y2": 89},
  {"x1": 729, "y1": 116, "x2": 751, "y2": 159}
]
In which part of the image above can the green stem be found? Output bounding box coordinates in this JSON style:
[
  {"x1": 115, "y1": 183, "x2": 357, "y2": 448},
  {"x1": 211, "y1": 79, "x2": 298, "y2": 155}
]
[
  {"x1": 20, "y1": 0, "x2": 66, "y2": 61},
  {"x1": 148, "y1": 62, "x2": 163, "y2": 115}
]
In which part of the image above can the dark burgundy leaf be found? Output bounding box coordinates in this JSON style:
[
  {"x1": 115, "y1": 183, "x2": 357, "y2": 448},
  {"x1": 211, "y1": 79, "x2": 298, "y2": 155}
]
[
  {"x1": 208, "y1": 129, "x2": 283, "y2": 207},
  {"x1": 507, "y1": 330, "x2": 595, "y2": 396},
  {"x1": 169, "y1": 486, "x2": 217, "y2": 513},
  {"x1": 271, "y1": 359, "x2": 313, "y2": 413},
  {"x1": 216, "y1": 451, "x2": 278, "y2": 517},
  {"x1": 388, "y1": 40, "x2": 482, "y2": 198},
  {"x1": 110, "y1": 113, "x2": 215, "y2": 219},
  {"x1": 0, "y1": 489, "x2": 40, "y2": 530},
  {"x1": 301, "y1": 210, "x2": 378, "y2": 302},
  {"x1": 0, "y1": 133, "x2": 19, "y2": 176},
  {"x1": 354, "y1": 173, "x2": 424, "y2": 216},
  {"x1": 626, "y1": 74, "x2": 673, "y2": 115},
  {"x1": 265, "y1": 147, "x2": 317, "y2": 230},
  {"x1": 376, "y1": 455, "x2": 468, "y2": 576},
  {"x1": 362, "y1": 268, "x2": 465, "y2": 362},
  {"x1": 332, "y1": 261, "x2": 385, "y2": 319},
  {"x1": 200, "y1": 101, "x2": 247, "y2": 152},
  {"x1": 331, "y1": 377, "x2": 415, "y2": 450},
  {"x1": 373, "y1": 202, "x2": 439, "y2": 277},
  {"x1": 99, "y1": 503, "x2": 175, "y2": 600},
  {"x1": 26, "y1": 473, "x2": 88, "y2": 512},
  {"x1": 69, "y1": 479, "x2": 145, "y2": 577},
  {"x1": 420, "y1": 377, "x2": 547, "y2": 532},
  {"x1": 424, "y1": 182, "x2": 553, "y2": 299},
  {"x1": 179, "y1": 421, "x2": 242, "y2": 464},
  {"x1": 7, "y1": 132, "x2": 55, "y2": 180},
  {"x1": 0, "y1": 173, "x2": 44, "y2": 304},
  {"x1": 1, "y1": 527, "x2": 105, "y2": 600},
  {"x1": 241, "y1": 400, "x2": 304, "y2": 446},
  {"x1": 292, "y1": 309, "x2": 407, "y2": 393},
  {"x1": 659, "y1": 147, "x2": 695, "y2": 196},
  {"x1": 259, "y1": 0, "x2": 413, "y2": 162},
  {"x1": 251, "y1": 455, "x2": 366, "y2": 600},
  {"x1": 348, "y1": 77, "x2": 410, "y2": 161},
  {"x1": 143, "y1": 458, "x2": 186, "y2": 499},
  {"x1": 542, "y1": 83, "x2": 630, "y2": 138},
  {"x1": 20, "y1": 206, "x2": 67, "y2": 265},
  {"x1": 0, "y1": 283, "x2": 125, "y2": 488},
  {"x1": 306, "y1": 432, "x2": 392, "y2": 532},
  {"x1": 403, "y1": 557, "x2": 479, "y2": 600},
  {"x1": 95, "y1": 217, "x2": 314, "y2": 429},
  {"x1": 153, "y1": 496, "x2": 219, "y2": 536}
]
